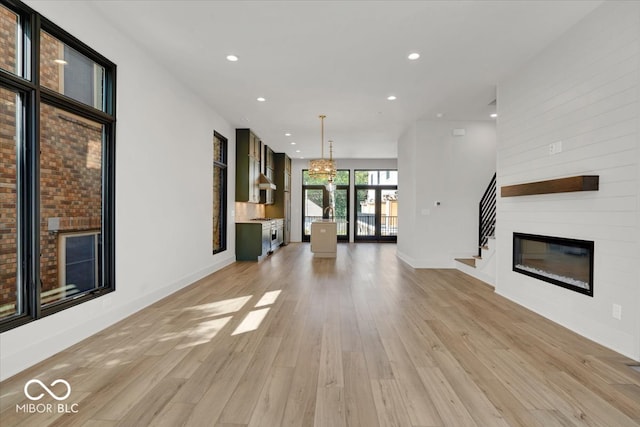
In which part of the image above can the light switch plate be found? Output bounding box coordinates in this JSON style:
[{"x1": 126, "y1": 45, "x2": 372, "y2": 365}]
[
  {"x1": 612, "y1": 303, "x2": 622, "y2": 320},
  {"x1": 549, "y1": 141, "x2": 562, "y2": 155}
]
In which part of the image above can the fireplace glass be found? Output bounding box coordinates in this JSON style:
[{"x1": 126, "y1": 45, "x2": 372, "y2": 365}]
[{"x1": 513, "y1": 233, "x2": 594, "y2": 296}]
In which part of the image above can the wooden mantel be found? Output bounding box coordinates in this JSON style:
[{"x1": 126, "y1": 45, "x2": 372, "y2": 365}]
[{"x1": 501, "y1": 175, "x2": 599, "y2": 197}]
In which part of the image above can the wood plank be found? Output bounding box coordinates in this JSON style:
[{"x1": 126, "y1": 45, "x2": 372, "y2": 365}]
[
  {"x1": 501, "y1": 175, "x2": 599, "y2": 197},
  {"x1": 549, "y1": 371, "x2": 639, "y2": 427},
  {"x1": 280, "y1": 284, "x2": 324, "y2": 427},
  {"x1": 92, "y1": 348, "x2": 190, "y2": 421},
  {"x1": 417, "y1": 367, "x2": 479, "y2": 427},
  {"x1": 217, "y1": 337, "x2": 282, "y2": 425},
  {"x1": 313, "y1": 386, "x2": 346, "y2": 427},
  {"x1": 246, "y1": 367, "x2": 294, "y2": 427},
  {"x1": 369, "y1": 379, "x2": 413, "y2": 427},
  {"x1": 317, "y1": 309, "x2": 344, "y2": 388},
  {"x1": 181, "y1": 351, "x2": 253, "y2": 425},
  {"x1": 374, "y1": 308, "x2": 442, "y2": 426},
  {"x1": 342, "y1": 352, "x2": 380, "y2": 427},
  {"x1": 147, "y1": 403, "x2": 196, "y2": 427},
  {"x1": 116, "y1": 377, "x2": 186, "y2": 426},
  {"x1": 455, "y1": 258, "x2": 476, "y2": 268},
  {"x1": 78, "y1": 421, "x2": 118, "y2": 427}
]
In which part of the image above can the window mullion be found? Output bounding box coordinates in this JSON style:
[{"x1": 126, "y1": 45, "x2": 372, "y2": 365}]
[
  {"x1": 28, "y1": 11, "x2": 41, "y2": 318},
  {"x1": 40, "y1": 87, "x2": 113, "y2": 124}
]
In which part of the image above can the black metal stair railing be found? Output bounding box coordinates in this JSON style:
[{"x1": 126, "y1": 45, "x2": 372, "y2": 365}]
[{"x1": 478, "y1": 173, "x2": 497, "y2": 257}]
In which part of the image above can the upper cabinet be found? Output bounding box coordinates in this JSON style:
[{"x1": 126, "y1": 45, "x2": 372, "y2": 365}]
[
  {"x1": 260, "y1": 146, "x2": 275, "y2": 204},
  {"x1": 284, "y1": 154, "x2": 291, "y2": 192},
  {"x1": 236, "y1": 129, "x2": 261, "y2": 203},
  {"x1": 236, "y1": 128, "x2": 278, "y2": 204},
  {"x1": 265, "y1": 152, "x2": 292, "y2": 244}
]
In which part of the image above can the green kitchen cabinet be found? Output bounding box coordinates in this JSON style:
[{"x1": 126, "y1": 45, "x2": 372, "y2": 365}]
[
  {"x1": 236, "y1": 222, "x2": 271, "y2": 261},
  {"x1": 236, "y1": 129, "x2": 261, "y2": 203},
  {"x1": 265, "y1": 153, "x2": 292, "y2": 244},
  {"x1": 260, "y1": 145, "x2": 275, "y2": 204}
]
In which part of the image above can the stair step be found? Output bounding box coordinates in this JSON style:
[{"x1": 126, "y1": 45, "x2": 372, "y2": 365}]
[
  {"x1": 455, "y1": 258, "x2": 476, "y2": 268},
  {"x1": 479, "y1": 245, "x2": 489, "y2": 250},
  {"x1": 473, "y1": 255, "x2": 482, "y2": 260}
]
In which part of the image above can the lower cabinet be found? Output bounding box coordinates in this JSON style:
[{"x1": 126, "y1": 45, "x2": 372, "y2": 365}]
[
  {"x1": 236, "y1": 223, "x2": 271, "y2": 261},
  {"x1": 275, "y1": 219, "x2": 284, "y2": 246}
]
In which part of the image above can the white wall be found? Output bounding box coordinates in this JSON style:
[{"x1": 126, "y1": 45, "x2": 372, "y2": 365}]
[
  {"x1": 397, "y1": 120, "x2": 496, "y2": 267},
  {"x1": 496, "y1": 1, "x2": 640, "y2": 361},
  {"x1": 0, "y1": 1, "x2": 237, "y2": 380},
  {"x1": 397, "y1": 123, "x2": 417, "y2": 263},
  {"x1": 290, "y1": 158, "x2": 397, "y2": 242}
]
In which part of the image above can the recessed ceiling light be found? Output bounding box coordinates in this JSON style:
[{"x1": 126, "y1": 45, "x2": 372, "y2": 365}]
[
  {"x1": 285, "y1": 133, "x2": 291, "y2": 137},
  {"x1": 257, "y1": 97, "x2": 266, "y2": 102},
  {"x1": 436, "y1": 113, "x2": 444, "y2": 118},
  {"x1": 387, "y1": 95, "x2": 397, "y2": 101},
  {"x1": 408, "y1": 52, "x2": 420, "y2": 60},
  {"x1": 53, "y1": 59, "x2": 67, "y2": 64},
  {"x1": 490, "y1": 113, "x2": 498, "y2": 118},
  {"x1": 290, "y1": 142, "x2": 296, "y2": 145},
  {"x1": 226, "y1": 55, "x2": 239, "y2": 62},
  {"x1": 300, "y1": 156, "x2": 305, "y2": 159},
  {"x1": 295, "y1": 150, "x2": 301, "y2": 153}
]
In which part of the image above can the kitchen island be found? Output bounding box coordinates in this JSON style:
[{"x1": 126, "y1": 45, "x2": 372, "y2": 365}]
[{"x1": 310, "y1": 220, "x2": 337, "y2": 258}]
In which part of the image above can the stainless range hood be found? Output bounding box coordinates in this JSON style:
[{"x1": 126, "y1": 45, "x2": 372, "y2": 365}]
[{"x1": 258, "y1": 173, "x2": 276, "y2": 190}]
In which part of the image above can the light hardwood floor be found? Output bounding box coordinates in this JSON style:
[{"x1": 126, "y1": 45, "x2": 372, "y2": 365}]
[{"x1": 1, "y1": 243, "x2": 639, "y2": 427}]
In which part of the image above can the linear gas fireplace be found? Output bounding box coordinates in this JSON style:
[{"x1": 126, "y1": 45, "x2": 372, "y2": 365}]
[{"x1": 513, "y1": 233, "x2": 594, "y2": 296}]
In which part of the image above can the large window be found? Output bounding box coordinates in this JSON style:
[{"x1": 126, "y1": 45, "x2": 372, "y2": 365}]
[
  {"x1": 354, "y1": 170, "x2": 398, "y2": 242},
  {"x1": 212, "y1": 131, "x2": 227, "y2": 254},
  {"x1": 0, "y1": 0, "x2": 116, "y2": 331}
]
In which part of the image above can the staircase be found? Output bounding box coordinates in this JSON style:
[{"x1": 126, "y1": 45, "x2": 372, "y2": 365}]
[{"x1": 455, "y1": 173, "x2": 497, "y2": 286}]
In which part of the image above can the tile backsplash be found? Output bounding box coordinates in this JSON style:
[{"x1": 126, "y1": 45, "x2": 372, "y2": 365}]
[{"x1": 235, "y1": 202, "x2": 265, "y2": 221}]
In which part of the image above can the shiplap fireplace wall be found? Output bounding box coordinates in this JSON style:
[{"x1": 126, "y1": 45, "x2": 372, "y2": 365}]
[{"x1": 495, "y1": 1, "x2": 640, "y2": 361}]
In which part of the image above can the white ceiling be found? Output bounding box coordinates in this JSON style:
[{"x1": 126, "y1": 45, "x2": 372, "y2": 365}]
[{"x1": 89, "y1": 0, "x2": 602, "y2": 159}]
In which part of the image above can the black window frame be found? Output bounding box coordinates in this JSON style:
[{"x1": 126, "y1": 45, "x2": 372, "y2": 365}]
[
  {"x1": 301, "y1": 169, "x2": 350, "y2": 242},
  {"x1": 0, "y1": 0, "x2": 116, "y2": 332},
  {"x1": 354, "y1": 169, "x2": 398, "y2": 242},
  {"x1": 212, "y1": 131, "x2": 227, "y2": 255}
]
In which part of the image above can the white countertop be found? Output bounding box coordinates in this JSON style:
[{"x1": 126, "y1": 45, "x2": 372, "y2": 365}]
[{"x1": 236, "y1": 218, "x2": 284, "y2": 224}]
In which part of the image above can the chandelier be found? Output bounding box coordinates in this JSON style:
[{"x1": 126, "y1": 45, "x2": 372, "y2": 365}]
[{"x1": 308, "y1": 115, "x2": 337, "y2": 182}]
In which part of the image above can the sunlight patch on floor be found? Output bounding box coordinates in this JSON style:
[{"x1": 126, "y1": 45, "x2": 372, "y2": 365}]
[
  {"x1": 255, "y1": 290, "x2": 282, "y2": 307},
  {"x1": 231, "y1": 308, "x2": 270, "y2": 336},
  {"x1": 184, "y1": 295, "x2": 253, "y2": 318}
]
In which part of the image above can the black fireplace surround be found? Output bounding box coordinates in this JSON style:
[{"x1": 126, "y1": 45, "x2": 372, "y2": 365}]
[{"x1": 513, "y1": 233, "x2": 594, "y2": 296}]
